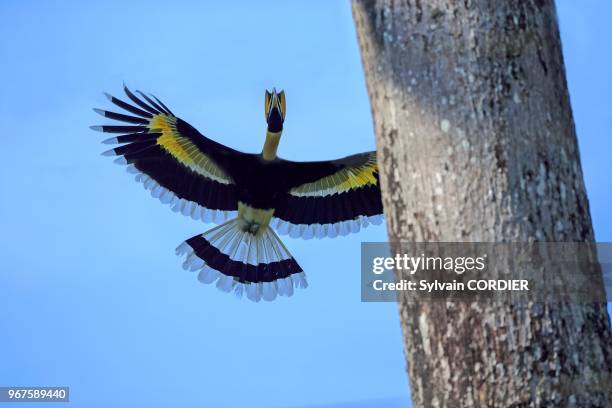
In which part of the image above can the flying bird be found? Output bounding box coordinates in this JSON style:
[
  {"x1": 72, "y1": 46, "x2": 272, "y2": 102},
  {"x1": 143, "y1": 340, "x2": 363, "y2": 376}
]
[{"x1": 92, "y1": 85, "x2": 383, "y2": 301}]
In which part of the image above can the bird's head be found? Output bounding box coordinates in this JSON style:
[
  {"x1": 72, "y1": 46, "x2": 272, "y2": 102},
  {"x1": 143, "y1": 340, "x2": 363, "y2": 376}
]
[{"x1": 265, "y1": 88, "x2": 285, "y2": 133}]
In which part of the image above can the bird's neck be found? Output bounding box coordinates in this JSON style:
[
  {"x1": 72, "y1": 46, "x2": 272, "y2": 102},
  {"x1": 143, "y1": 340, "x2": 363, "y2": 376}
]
[{"x1": 262, "y1": 130, "x2": 282, "y2": 161}]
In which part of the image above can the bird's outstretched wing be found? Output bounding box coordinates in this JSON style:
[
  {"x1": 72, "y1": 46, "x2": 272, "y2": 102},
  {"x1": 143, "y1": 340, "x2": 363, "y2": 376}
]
[
  {"x1": 92, "y1": 85, "x2": 239, "y2": 223},
  {"x1": 272, "y1": 151, "x2": 384, "y2": 239}
]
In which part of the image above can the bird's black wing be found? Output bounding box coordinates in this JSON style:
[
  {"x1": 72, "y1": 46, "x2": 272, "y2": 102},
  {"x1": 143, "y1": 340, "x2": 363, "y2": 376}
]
[
  {"x1": 92, "y1": 85, "x2": 240, "y2": 223},
  {"x1": 272, "y1": 151, "x2": 383, "y2": 239}
]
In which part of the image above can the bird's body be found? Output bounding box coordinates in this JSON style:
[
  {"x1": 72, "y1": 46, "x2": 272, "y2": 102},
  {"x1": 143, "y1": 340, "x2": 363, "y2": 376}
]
[{"x1": 92, "y1": 86, "x2": 383, "y2": 301}]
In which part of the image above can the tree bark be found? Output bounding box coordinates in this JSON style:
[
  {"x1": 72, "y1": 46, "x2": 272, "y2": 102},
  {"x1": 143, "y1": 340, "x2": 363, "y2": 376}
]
[{"x1": 352, "y1": 0, "x2": 612, "y2": 406}]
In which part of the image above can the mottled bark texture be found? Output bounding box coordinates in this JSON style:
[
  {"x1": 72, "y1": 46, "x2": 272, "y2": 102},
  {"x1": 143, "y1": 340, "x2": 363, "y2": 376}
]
[{"x1": 352, "y1": 0, "x2": 612, "y2": 406}]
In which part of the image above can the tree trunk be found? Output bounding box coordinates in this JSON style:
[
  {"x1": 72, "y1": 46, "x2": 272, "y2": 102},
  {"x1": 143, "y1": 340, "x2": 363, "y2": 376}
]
[{"x1": 352, "y1": 0, "x2": 612, "y2": 406}]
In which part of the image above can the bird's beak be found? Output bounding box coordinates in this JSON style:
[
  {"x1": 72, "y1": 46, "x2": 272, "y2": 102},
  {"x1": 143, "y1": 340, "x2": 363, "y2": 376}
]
[{"x1": 265, "y1": 89, "x2": 285, "y2": 121}]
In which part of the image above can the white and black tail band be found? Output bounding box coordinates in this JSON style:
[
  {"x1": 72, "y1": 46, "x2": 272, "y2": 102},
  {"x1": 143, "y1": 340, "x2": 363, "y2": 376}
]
[{"x1": 176, "y1": 220, "x2": 307, "y2": 302}]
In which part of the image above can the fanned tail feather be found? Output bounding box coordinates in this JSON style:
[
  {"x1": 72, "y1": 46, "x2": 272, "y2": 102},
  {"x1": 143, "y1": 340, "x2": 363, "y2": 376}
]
[{"x1": 176, "y1": 219, "x2": 307, "y2": 302}]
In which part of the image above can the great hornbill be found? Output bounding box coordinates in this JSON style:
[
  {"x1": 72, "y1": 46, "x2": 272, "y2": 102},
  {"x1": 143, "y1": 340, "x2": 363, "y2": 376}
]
[{"x1": 92, "y1": 85, "x2": 383, "y2": 301}]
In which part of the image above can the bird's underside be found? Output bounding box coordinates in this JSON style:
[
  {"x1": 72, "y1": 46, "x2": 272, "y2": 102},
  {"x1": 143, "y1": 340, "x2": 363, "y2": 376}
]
[{"x1": 92, "y1": 85, "x2": 383, "y2": 301}]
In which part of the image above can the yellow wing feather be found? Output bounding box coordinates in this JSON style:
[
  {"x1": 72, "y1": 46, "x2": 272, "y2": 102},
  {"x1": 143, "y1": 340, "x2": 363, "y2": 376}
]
[
  {"x1": 289, "y1": 153, "x2": 378, "y2": 197},
  {"x1": 150, "y1": 114, "x2": 233, "y2": 185}
]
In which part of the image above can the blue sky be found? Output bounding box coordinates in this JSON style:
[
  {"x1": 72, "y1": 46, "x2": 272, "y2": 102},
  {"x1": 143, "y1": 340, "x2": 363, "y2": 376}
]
[{"x1": 0, "y1": 1, "x2": 609, "y2": 407}]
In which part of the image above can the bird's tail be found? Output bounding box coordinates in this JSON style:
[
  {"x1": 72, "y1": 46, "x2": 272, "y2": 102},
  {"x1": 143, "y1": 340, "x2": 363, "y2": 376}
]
[{"x1": 176, "y1": 218, "x2": 307, "y2": 302}]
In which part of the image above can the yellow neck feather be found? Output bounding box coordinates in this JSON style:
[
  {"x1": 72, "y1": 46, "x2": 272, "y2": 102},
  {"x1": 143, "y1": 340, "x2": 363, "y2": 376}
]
[{"x1": 262, "y1": 131, "x2": 281, "y2": 160}]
